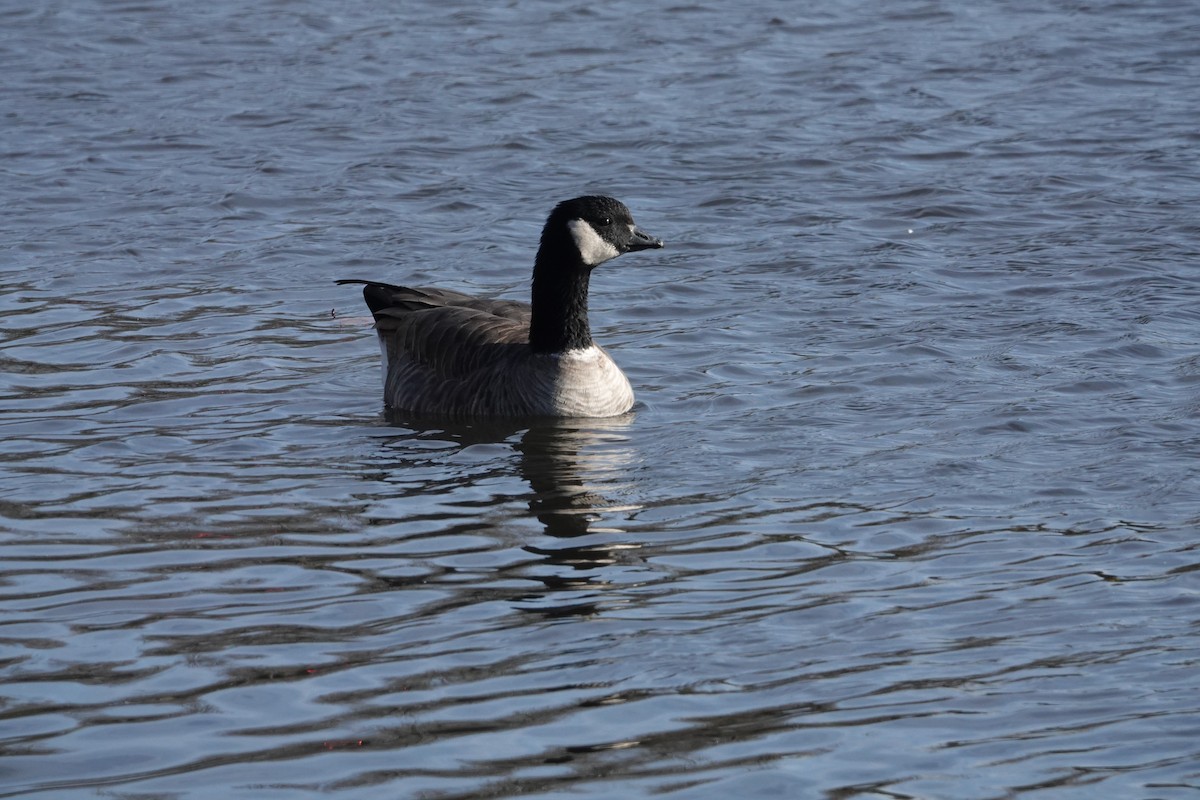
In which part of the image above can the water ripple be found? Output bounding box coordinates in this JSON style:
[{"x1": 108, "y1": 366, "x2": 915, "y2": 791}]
[{"x1": 4, "y1": 0, "x2": 1200, "y2": 797}]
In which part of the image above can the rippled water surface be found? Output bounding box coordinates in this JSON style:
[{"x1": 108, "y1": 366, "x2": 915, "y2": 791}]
[{"x1": 3, "y1": 1, "x2": 1200, "y2": 797}]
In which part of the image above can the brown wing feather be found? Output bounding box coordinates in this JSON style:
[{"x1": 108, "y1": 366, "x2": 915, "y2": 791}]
[
  {"x1": 378, "y1": 304, "x2": 527, "y2": 378},
  {"x1": 338, "y1": 279, "x2": 532, "y2": 378}
]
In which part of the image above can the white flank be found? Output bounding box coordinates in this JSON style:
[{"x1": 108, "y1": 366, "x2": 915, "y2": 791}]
[{"x1": 567, "y1": 219, "x2": 620, "y2": 266}]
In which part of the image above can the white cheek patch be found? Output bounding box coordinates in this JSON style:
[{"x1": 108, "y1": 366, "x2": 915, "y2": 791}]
[{"x1": 568, "y1": 219, "x2": 621, "y2": 266}]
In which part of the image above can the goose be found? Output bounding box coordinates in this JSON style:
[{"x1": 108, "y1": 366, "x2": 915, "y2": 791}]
[{"x1": 338, "y1": 195, "x2": 663, "y2": 418}]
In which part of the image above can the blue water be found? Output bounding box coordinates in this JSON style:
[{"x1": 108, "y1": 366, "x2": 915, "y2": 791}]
[{"x1": 2, "y1": 1, "x2": 1199, "y2": 797}]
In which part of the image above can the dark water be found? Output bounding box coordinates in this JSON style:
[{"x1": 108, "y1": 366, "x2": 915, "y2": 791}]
[{"x1": 3, "y1": 0, "x2": 1199, "y2": 797}]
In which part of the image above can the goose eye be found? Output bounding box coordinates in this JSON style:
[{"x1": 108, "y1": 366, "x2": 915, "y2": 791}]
[{"x1": 596, "y1": 216, "x2": 612, "y2": 226}]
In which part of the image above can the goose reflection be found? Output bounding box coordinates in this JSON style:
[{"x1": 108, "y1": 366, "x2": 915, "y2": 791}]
[
  {"x1": 376, "y1": 412, "x2": 643, "y2": 617},
  {"x1": 512, "y1": 416, "x2": 644, "y2": 616}
]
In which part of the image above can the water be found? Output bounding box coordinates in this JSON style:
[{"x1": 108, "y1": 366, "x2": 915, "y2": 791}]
[{"x1": 2, "y1": 0, "x2": 1199, "y2": 797}]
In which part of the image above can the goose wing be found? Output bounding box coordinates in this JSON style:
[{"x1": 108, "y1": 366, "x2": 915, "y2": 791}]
[{"x1": 337, "y1": 280, "x2": 531, "y2": 378}]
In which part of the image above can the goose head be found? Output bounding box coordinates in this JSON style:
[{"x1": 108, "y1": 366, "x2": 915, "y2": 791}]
[
  {"x1": 529, "y1": 196, "x2": 663, "y2": 354},
  {"x1": 541, "y1": 195, "x2": 663, "y2": 268}
]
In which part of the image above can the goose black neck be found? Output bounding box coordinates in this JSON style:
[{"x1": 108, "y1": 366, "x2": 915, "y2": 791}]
[{"x1": 529, "y1": 250, "x2": 593, "y2": 354}]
